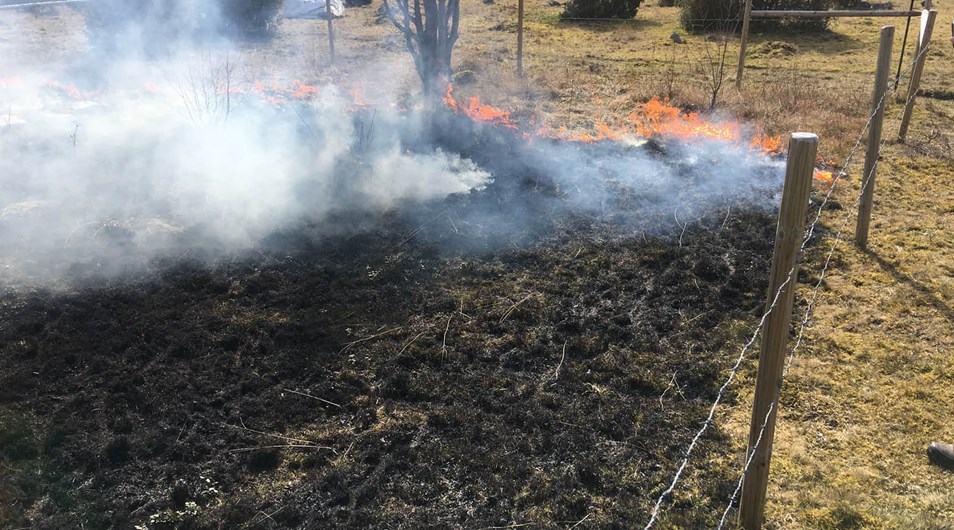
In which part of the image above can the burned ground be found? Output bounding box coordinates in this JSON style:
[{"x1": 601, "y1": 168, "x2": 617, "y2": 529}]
[{"x1": 0, "y1": 152, "x2": 781, "y2": 528}]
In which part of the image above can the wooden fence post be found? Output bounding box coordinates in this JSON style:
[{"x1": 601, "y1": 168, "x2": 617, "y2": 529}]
[
  {"x1": 517, "y1": 0, "x2": 525, "y2": 77},
  {"x1": 856, "y1": 25, "x2": 896, "y2": 250},
  {"x1": 735, "y1": 0, "x2": 753, "y2": 90},
  {"x1": 738, "y1": 132, "x2": 818, "y2": 530},
  {"x1": 897, "y1": 10, "x2": 936, "y2": 142},
  {"x1": 326, "y1": 0, "x2": 336, "y2": 65}
]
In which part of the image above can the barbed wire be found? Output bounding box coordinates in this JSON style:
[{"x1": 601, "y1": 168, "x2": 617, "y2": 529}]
[
  {"x1": 644, "y1": 34, "x2": 931, "y2": 530},
  {"x1": 713, "y1": 38, "x2": 931, "y2": 529}
]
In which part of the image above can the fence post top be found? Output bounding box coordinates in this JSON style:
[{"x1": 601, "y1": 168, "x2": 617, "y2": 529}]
[{"x1": 790, "y1": 132, "x2": 818, "y2": 142}]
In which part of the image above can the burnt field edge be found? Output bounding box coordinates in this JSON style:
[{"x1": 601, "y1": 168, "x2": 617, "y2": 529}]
[{"x1": 0, "y1": 189, "x2": 802, "y2": 529}]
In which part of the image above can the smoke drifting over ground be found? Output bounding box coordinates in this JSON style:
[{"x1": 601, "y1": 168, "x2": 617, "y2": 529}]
[{"x1": 0, "y1": 4, "x2": 784, "y2": 286}]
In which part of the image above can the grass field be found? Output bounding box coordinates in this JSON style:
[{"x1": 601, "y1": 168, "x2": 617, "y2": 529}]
[
  {"x1": 2, "y1": 1, "x2": 953, "y2": 528},
  {"x1": 336, "y1": 3, "x2": 954, "y2": 528}
]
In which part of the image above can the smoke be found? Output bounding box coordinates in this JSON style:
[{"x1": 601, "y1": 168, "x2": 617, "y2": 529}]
[{"x1": 0, "y1": 3, "x2": 785, "y2": 286}]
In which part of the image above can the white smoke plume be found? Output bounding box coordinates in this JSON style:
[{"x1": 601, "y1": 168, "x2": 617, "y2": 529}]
[{"x1": 0, "y1": 2, "x2": 785, "y2": 286}]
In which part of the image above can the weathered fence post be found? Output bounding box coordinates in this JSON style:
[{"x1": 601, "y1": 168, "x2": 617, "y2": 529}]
[
  {"x1": 738, "y1": 132, "x2": 817, "y2": 530},
  {"x1": 735, "y1": 0, "x2": 753, "y2": 90},
  {"x1": 517, "y1": 0, "x2": 525, "y2": 77},
  {"x1": 897, "y1": 10, "x2": 937, "y2": 142},
  {"x1": 856, "y1": 25, "x2": 895, "y2": 250},
  {"x1": 326, "y1": 0, "x2": 336, "y2": 65}
]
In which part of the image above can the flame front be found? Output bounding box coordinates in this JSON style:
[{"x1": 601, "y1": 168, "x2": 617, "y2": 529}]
[
  {"x1": 444, "y1": 85, "x2": 517, "y2": 129},
  {"x1": 443, "y1": 89, "x2": 784, "y2": 156}
]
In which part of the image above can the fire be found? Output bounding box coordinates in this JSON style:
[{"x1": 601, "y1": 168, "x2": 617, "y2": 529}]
[
  {"x1": 750, "y1": 132, "x2": 784, "y2": 156},
  {"x1": 291, "y1": 80, "x2": 319, "y2": 99},
  {"x1": 47, "y1": 80, "x2": 83, "y2": 100},
  {"x1": 629, "y1": 98, "x2": 739, "y2": 142},
  {"x1": 444, "y1": 84, "x2": 517, "y2": 129},
  {"x1": 813, "y1": 169, "x2": 834, "y2": 182}
]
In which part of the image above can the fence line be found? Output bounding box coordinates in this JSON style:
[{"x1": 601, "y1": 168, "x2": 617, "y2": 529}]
[
  {"x1": 713, "y1": 41, "x2": 930, "y2": 528},
  {"x1": 644, "y1": 37, "x2": 930, "y2": 529}
]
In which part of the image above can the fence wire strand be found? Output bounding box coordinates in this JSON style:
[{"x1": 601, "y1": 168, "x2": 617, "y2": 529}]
[
  {"x1": 644, "y1": 35, "x2": 931, "y2": 529},
  {"x1": 713, "y1": 39, "x2": 932, "y2": 529}
]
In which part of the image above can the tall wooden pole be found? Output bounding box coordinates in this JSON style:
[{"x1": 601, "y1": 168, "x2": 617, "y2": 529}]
[
  {"x1": 735, "y1": 0, "x2": 753, "y2": 90},
  {"x1": 517, "y1": 0, "x2": 525, "y2": 77},
  {"x1": 856, "y1": 26, "x2": 896, "y2": 250},
  {"x1": 897, "y1": 10, "x2": 936, "y2": 142},
  {"x1": 326, "y1": 0, "x2": 336, "y2": 65},
  {"x1": 738, "y1": 132, "x2": 817, "y2": 530},
  {"x1": 893, "y1": 0, "x2": 917, "y2": 91}
]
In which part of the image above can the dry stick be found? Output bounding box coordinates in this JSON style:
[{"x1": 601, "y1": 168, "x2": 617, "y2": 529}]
[
  {"x1": 567, "y1": 513, "x2": 593, "y2": 529},
  {"x1": 897, "y1": 9, "x2": 937, "y2": 142},
  {"x1": 283, "y1": 388, "x2": 342, "y2": 408},
  {"x1": 441, "y1": 313, "x2": 453, "y2": 359},
  {"x1": 398, "y1": 330, "x2": 428, "y2": 355},
  {"x1": 499, "y1": 294, "x2": 534, "y2": 324},
  {"x1": 674, "y1": 208, "x2": 687, "y2": 247},
  {"x1": 855, "y1": 26, "x2": 895, "y2": 251},
  {"x1": 551, "y1": 340, "x2": 568, "y2": 381},
  {"x1": 228, "y1": 444, "x2": 334, "y2": 453},
  {"x1": 229, "y1": 420, "x2": 315, "y2": 445},
  {"x1": 338, "y1": 327, "x2": 402, "y2": 354}
]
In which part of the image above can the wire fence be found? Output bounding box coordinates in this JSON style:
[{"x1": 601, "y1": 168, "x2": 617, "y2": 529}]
[{"x1": 643, "y1": 35, "x2": 932, "y2": 529}]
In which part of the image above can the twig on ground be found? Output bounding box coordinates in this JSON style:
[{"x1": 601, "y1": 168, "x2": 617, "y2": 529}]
[
  {"x1": 228, "y1": 444, "x2": 334, "y2": 453},
  {"x1": 339, "y1": 327, "x2": 401, "y2": 354},
  {"x1": 568, "y1": 512, "x2": 593, "y2": 529},
  {"x1": 398, "y1": 330, "x2": 428, "y2": 355},
  {"x1": 226, "y1": 419, "x2": 315, "y2": 446},
  {"x1": 441, "y1": 313, "x2": 453, "y2": 359},
  {"x1": 674, "y1": 207, "x2": 687, "y2": 247},
  {"x1": 499, "y1": 294, "x2": 534, "y2": 324},
  {"x1": 551, "y1": 340, "x2": 568, "y2": 381},
  {"x1": 244, "y1": 506, "x2": 285, "y2": 528},
  {"x1": 283, "y1": 388, "x2": 342, "y2": 408},
  {"x1": 721, "y1": 206, "x2": 732, "y2": 230}
]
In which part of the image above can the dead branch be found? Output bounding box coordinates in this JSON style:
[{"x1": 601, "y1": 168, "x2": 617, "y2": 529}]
[{"x1": 283, "y1": 388, "x2": 342, "y2": 408}]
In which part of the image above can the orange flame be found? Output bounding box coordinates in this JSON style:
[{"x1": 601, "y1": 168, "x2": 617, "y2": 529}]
[
  {"x1": 813, "y1": 168, "x2": 834, "y2": 182},
  {"x1": 291, "y1": 80, "x2": 319, "y2": 99},
  {"x1": 444, "y1": 84, "x2": 518, "y2": 129},
  {"x1": 750, "y1": 132, "x2": 784, "y2": 156},
  {"x1": 629, "y1": 98, "x2": 739, "y2": 142},
  {"x1": 47, "y1": 80, "x2": 83, "y2": 100}
]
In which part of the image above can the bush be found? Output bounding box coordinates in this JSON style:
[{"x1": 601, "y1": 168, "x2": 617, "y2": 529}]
[
  {"x1": 561, "y1": 0, "x2": 643, "y2": 20},
  {"x1": 84, "y1": 0, "x2": 284, "y2": 55},
  {"x1": 680, "y1": 0, "x2": 834, "y2": 32},
  {"x1": 218, "y1": 0, "x2": 285, "y2": 35}
]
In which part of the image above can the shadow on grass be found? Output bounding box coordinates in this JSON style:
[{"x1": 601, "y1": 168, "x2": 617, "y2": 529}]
[
  {"x1": 864, "y1": 249, "x2": 954, "y2": 322},
  {"x1": 746, "y1": 29, "x2": 865, "y2": 56},
  {"x1": 531, "y1": 11, "x2": 664, "y2": 33}
]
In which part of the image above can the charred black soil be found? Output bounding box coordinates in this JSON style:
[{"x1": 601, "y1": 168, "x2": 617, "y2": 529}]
[
  {"x1": 0, "y1": 216, "x2": 778, "y2": 528},
  {"x1": 0, "y1": 150, "x2": 781, "y2": 528}
]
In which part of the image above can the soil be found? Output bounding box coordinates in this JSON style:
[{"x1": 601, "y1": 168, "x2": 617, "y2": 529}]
[
  {"x1": 0, "y1": 122, "x2": 782, "y2": 528},
  {"x1": 0, "y1": 9, "x2": 786, "y2": 528}
]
